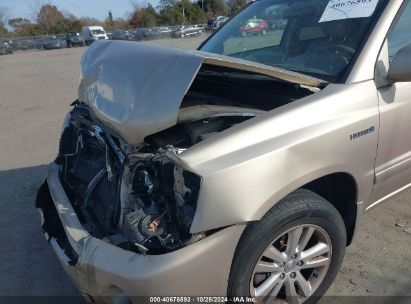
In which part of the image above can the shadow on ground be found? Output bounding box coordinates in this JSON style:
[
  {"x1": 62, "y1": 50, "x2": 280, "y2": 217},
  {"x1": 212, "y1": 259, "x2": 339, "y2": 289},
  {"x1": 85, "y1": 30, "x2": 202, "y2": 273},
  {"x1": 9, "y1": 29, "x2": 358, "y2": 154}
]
[{"x1": 0, "y1": 164, "x2": 81, "y2": 301}]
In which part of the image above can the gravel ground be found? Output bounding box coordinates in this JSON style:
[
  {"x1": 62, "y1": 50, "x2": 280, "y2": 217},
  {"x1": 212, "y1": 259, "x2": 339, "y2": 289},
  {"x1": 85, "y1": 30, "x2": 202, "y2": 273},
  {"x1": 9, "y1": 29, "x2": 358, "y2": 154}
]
[{"x1": 0, "y1": 35, "x2": 410, "y2": 302}]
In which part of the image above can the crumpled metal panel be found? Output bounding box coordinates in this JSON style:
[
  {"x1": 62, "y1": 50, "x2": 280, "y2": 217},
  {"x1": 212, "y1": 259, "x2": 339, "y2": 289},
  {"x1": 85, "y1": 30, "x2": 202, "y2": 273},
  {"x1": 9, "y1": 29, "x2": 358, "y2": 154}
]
[
  {"x1": 79, "y1": 40, "x2": 326, "y2": 146},
  {"x1": 79, "y1": 40, "x2": 204, "y2": 145}
]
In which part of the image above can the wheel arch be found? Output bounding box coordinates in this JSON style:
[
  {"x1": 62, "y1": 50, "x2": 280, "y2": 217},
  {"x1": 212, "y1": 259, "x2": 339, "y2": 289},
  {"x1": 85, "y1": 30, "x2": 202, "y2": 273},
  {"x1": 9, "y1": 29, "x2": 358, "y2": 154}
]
[
  {"x1": 264, "y1": 172, "x2": 358, "y2": 246},
  {"x1": 302, "y1": 172, "x2": 358, "y2": 245}
]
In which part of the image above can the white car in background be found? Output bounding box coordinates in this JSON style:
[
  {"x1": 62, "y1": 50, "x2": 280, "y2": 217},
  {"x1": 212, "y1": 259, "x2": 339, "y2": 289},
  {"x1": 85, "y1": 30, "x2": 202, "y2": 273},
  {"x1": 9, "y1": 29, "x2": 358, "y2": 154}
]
[{"x1": 82, "y1": 26, "x2": 108, "y2": 45}]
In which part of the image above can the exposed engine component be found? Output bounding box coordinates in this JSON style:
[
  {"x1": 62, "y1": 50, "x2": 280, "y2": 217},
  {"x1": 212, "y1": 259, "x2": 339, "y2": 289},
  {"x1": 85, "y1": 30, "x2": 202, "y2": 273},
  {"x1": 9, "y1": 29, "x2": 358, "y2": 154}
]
[
  {"x1": 58, "y1": 103, "x2": 214, "y2": 254},
  {"x1": 124, "y1": 210, "x2": 173, "y2": 252},
  {"x1": 145, "y1": 116, "x2": 252, "y2": 148},
  {"x1": 119, "y1": 153, "x2": 201, "y2": 254}
]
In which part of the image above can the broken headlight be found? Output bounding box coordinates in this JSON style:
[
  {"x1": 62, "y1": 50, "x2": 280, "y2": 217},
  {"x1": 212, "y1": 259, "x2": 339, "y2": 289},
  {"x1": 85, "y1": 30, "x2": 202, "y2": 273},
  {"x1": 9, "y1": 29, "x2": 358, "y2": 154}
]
[{"x1": 121, "y1": 155, "x2": 203, "y2": 254}]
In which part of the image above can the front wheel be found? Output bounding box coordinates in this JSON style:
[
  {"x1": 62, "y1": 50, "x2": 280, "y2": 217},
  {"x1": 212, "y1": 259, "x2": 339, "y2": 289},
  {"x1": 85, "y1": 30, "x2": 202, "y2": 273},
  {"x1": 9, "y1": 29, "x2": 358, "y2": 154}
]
[{"x1": 228, "y1": 189, "x2": 346, "y2": 304}]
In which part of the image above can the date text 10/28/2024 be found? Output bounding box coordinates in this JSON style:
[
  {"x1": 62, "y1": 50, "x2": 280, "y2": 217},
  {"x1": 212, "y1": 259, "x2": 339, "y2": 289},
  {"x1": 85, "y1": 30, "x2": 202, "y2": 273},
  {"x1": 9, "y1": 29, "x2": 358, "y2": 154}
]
[{"x1": 149, "y1": 297, "x2": 257, "y2": 303}]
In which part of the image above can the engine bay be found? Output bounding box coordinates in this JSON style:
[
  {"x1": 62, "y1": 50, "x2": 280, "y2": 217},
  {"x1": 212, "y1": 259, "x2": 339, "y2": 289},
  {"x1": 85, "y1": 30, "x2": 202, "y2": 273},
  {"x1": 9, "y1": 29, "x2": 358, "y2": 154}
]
[{"x1": 57, "y1": 102, "x2": 255, "y2": 254}]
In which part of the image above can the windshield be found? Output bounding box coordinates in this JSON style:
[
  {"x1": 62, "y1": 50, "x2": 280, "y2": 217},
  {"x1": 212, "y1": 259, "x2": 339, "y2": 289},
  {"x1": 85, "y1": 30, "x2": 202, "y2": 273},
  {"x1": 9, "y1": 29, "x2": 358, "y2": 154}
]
[
  {"x1": 91, "y1": 29, "x2": 105, "y2": 35},
  {"x1": 200, "y1": 0, "x2": 387, "y2": 82}
]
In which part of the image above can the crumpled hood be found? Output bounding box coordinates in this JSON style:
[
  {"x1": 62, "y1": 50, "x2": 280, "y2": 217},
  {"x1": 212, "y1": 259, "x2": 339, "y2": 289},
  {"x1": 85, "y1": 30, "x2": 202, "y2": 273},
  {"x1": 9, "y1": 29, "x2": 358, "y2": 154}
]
[
  {"x1": 79, "y1": 40, "x2": 203, "y2": 145},
  {"x1": 79, "y1": 40, "x2": 326, "y2": 145}
]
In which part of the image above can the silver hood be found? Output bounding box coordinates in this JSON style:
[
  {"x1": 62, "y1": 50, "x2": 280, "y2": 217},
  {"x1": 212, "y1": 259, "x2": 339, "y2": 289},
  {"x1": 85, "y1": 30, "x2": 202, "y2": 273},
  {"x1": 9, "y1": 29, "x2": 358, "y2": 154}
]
[{"x1": 79, "y1": 40, "x2": 326, "y2": 145}]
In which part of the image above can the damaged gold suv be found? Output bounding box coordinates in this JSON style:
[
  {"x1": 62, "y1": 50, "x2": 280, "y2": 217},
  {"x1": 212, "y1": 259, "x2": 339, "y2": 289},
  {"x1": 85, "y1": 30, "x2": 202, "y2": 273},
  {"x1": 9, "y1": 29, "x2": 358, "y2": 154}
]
[{"x1": 36, "y1": 0, "x2": 411, "y2": 303}]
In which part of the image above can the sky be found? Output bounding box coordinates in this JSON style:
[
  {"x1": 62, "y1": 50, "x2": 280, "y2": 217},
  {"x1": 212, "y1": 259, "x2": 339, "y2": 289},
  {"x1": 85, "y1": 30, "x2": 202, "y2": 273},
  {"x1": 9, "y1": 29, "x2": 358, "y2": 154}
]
[{"x1": 1, "y1": 0, "x2": 158, "y2": 22}]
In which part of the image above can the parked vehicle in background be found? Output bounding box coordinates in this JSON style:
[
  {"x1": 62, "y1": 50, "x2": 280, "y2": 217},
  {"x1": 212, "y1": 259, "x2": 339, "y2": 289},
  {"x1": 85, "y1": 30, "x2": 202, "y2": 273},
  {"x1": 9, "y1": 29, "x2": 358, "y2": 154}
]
[
  {"x1": 111, "y1": 30, "x2": 134, "y2": 41},
  {"x1": 207, "y1": 16, "x2": 229, "y2": 30},
  {"x1": 240, "y1": 18, "x2": 269, "y2": 36},
  {"x1": 66, "y1": 31, "x2": 84, "y2": 47},
  {"x1": 153, "y1": 27, "x2": 172, "y2": 37},
  {"x1": 42, "y1": 36, "x2": 63, "y2": 50},
  {"x1": 133, "y1": 29, "x2": 145, "y2": 41},
  {"x1": 10, "y1": 39, "x2": 31, "y2": 51},
  {"x1": 171, "y1": 25, "x2": 203, "y2": 38},
  {"x1": 133, "y1": 28, "x2": 156, "y2": 40},
  {"x1": 194, "y1": 24, "x2": 206, "y2": 31},
  {"x1": 0, "y1": 41, "x2": 13, "y2": 54},
  {"x1": 82, "y1": 26, "x2": 108, "y2": 45},
  {"x1": 7, "y1": 39, "x2": 27, "y2": 51}
]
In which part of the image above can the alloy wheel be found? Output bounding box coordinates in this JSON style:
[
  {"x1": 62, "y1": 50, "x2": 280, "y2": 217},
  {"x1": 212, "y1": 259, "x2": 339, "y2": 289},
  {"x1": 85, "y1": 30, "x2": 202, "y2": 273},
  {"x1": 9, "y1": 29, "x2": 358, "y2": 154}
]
[{"x1": 249, "y1": 224, "x2": 332, "y2": 304}]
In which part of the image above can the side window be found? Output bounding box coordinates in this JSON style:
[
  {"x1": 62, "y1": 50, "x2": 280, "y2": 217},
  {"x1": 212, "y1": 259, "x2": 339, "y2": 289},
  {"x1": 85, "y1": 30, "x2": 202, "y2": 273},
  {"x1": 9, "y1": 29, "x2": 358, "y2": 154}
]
[{"x1": 388, "y1": 0, "x2": 411, "y2": 60}]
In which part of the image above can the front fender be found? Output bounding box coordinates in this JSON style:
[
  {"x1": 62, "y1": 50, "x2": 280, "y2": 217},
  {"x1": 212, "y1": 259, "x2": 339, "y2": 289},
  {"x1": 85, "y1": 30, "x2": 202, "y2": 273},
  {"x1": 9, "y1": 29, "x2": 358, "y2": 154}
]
[{"x1": 177, "y1": 81, "x2": 379, "y2": 233}]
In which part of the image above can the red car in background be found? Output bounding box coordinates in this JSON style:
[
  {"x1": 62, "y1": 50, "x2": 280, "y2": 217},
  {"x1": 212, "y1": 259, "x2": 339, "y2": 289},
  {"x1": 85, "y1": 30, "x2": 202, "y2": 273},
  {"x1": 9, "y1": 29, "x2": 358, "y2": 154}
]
[{"x1": 240, "y1": 18, "x2": 269, "y2": 36}]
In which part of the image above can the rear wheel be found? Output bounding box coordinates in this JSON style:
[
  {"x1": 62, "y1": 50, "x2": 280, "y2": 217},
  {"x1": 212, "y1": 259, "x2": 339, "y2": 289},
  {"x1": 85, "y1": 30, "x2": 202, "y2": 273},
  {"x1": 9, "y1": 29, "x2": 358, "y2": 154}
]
[{"x1": 228, "y1": 189, "x2": 346, "y2": 304}]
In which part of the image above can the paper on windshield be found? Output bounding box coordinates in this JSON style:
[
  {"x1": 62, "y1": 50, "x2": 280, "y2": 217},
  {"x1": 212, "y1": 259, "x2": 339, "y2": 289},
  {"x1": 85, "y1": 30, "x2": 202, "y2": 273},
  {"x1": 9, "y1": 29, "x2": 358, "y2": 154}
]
[{"x1": 319, "y1": 0, "x2": 379, "y2": 23}]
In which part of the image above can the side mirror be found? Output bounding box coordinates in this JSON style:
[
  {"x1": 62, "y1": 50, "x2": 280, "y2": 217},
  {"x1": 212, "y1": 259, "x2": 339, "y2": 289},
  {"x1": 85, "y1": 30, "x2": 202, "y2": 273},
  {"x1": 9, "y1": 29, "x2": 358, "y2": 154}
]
[{"x1": 388, "y1": 43, "x2": 411, "y2": 82}]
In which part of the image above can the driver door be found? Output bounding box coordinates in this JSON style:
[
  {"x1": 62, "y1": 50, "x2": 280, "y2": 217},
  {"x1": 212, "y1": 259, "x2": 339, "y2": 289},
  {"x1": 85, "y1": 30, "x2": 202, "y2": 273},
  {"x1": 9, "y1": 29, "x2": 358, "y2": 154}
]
[{"x1": 371, "y1": 0, "x2": 411, "y2": 205}]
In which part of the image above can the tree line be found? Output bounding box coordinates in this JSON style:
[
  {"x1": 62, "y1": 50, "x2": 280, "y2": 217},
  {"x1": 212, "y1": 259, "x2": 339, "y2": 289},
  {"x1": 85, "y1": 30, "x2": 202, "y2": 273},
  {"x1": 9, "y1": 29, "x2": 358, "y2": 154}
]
[{"x1": 0, "y1": 0, "x2": 247, "y2": 38}]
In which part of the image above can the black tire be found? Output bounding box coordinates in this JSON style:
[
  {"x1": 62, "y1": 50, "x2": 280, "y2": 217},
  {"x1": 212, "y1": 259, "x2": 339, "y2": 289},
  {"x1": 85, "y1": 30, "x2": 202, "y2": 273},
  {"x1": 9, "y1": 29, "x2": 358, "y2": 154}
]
[{"x1": 227, "y1": 189, "x2": 346, "y2": 304}]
